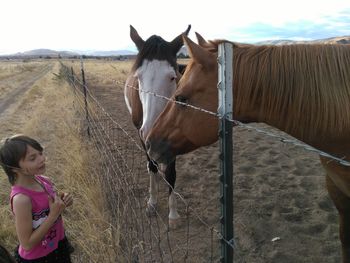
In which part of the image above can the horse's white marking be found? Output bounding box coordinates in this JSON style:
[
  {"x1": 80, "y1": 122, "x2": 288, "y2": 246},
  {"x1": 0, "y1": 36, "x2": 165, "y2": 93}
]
[
  {"x1": 135, "y1": 59, "x2": 177, "y2": 141},
  {"x1": 124, "y1": 93, "x2": 132, "y2": 114},
  {"x1": 124, "y1": 75, "x2": 134, "y2": 115},
  {"x1": 133, "y1": 59, "x2": 179, "y2": 222},
  {"x1": 168, "y1": 191, "x2": 180, "y2": 220},
  {"x1": 148, "y1": 173, "x2": 158, "y2": 207}
]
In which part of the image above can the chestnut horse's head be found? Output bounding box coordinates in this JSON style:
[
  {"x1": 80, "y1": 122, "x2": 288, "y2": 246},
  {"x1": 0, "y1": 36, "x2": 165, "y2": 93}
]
[
  {"x1": 146, "y1": 34, "x2": 220, "y2": 164},
  {"x1": 125, "y1": 25, "x2": 191, "y2": 141}
]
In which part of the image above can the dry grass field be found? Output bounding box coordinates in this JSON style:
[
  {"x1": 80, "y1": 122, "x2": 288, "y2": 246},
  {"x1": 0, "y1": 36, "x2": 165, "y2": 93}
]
[
  {"x1": 0, "y1": 59, "x2": 122, "y2": 262},
  {"x1": 0, "y1": 58, "x2": 343, "y2": 263}
]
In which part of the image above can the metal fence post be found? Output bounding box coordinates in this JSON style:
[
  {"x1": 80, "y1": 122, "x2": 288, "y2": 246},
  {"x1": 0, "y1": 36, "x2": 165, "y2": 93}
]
[
  {"x1": 80, "y1": 57, "x2": 90, "y2": 137},
  {"x1": 218, "y1": 42, "x2": 234, "y2": 262}
]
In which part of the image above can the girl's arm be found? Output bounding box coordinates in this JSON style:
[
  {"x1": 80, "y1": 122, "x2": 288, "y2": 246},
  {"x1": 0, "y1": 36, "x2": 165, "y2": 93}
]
[{"x1": 12, "y1": 194, "x2": 65, "y2": 251}]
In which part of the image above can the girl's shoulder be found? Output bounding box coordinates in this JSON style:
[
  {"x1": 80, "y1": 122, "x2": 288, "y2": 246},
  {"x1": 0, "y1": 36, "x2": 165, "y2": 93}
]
[
  {"x1": 12, "y1": 193, "x2": 31, "y2": 205},
  {"x1": 11, "y1": 193, "x2": 32, "y2": 213}
]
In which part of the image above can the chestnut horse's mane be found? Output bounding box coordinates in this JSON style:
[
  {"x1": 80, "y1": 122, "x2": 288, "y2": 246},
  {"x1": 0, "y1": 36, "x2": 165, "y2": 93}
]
[{"x1": 205, "y1": 40, "x2": 350, "y2": 140}]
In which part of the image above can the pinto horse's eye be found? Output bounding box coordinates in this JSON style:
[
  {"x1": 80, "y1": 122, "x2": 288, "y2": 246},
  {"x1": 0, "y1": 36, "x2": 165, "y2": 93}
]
[
  {"x1": 175, "y1": 95, "x2": 188, "y2": 105},
  {"x1": 170, "y1": 76, "x2": 176, "y2": 82}
]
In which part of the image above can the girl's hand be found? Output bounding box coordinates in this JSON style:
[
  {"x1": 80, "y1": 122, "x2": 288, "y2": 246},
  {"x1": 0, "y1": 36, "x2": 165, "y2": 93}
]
[
  {"x1": 60, "y1": 193, "x2": 73, "y2": 207},
  {"x1": 48, "y1": 195, "x2": 65, "y2": 221}
]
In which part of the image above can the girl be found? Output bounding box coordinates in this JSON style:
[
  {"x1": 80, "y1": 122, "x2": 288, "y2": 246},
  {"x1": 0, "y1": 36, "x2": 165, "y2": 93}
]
[{"x1": 0, "y1": 135, "x2": 73, "y2": 263}]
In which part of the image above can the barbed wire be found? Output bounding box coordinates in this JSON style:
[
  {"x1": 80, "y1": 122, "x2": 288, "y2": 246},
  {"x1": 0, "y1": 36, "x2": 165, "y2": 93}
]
[
  {"x1": 108, "y1": 78, "x2": 350, "y2": 167},
  {"x1": 62, "y1": 59, "x2": 350, "y2": 260},
  {"x1": 71, "y1": 64, "x2": 228, "y2": 246},
  {"x1": 71, "y1": 75, "x2": 143, "y2": 151},
  {"x1": 68, "y1": 79, "x2": 173, "y2": 261},
  {"x1": 61, "y1": 64, "x2": 222, "y2": 261}
]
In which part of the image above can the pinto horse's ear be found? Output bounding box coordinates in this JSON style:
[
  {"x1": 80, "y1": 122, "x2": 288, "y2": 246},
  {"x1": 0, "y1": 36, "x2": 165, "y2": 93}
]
[
  {"x1": 170, "y1": 24, "x2": 191, "y2": 55},
  {"x1": 195, "y1": 32, "x2": 208, "y2": 47},
  {"x1": 183, "y1": 34, "x2": 216, "y2": 70},
  {"x1": 130, "y1": 25, "x2": 145, "y2": 51}
]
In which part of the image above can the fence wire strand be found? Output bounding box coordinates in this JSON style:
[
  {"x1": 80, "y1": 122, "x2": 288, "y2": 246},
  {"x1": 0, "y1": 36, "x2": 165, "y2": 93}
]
[
  {"x1": 110, "y1": 78, "x2": 350, "y2": 167},
  {"x1": 62, "y1": 57, "x2": 348, "y2": 262},
  {"x1": 61, "y1": 63, "x2": 221, "y2": 262}
]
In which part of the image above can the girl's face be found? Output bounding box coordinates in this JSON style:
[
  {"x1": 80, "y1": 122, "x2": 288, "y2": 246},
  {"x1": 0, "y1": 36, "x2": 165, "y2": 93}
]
[{"x1": 18, "y1": 145, "x2": 46, "y2": 176}]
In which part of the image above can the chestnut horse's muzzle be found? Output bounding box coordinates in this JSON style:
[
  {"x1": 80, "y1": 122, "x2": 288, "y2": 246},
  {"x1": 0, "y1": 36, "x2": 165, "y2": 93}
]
[{"x1": 146, "y1": 137, "x2": 175, "y2": 165}]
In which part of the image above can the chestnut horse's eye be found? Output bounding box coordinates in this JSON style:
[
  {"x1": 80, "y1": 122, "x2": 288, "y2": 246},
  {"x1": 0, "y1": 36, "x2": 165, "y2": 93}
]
[{"x1": 175, "y1": 95, "x2": 188, "y2": 105}]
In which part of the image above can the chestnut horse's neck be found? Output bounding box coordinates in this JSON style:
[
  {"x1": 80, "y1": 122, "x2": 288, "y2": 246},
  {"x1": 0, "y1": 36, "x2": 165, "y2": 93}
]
[{"x1": 232, "y1": 44, "x2": 350, "y2": 150}]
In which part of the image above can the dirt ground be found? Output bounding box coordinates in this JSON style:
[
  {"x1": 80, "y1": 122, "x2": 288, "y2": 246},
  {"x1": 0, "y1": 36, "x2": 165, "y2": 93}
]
[
  {"x1": 77, "y1": 59, "x2": 341, "y2": 263},
  {"x1": 0, "y1": 59, "x2": 342, "y2": 262}
]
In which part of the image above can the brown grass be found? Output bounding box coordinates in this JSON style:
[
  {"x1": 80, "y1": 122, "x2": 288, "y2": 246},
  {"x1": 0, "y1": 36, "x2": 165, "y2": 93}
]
[
  {"x1": 67, "y1": 59, "x2": 133, "y2": 86},
  {"x1": 0, "y1": 60, "x2": 119, "y2": 262}
]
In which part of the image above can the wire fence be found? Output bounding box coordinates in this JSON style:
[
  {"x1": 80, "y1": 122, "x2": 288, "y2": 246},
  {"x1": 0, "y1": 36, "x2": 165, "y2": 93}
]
[
  {"x1": 113, "y1": 76, "x2": 350, "y2": 168},
  {"x1": 59, "y1": 53, "x2": 348, "y2": 262},
  {"x1": 60, "y1": 62, "x2": 222, "y2": 262}
]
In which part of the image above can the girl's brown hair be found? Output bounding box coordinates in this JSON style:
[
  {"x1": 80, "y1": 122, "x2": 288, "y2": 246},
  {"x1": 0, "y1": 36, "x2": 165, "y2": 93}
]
[{"x1": 0, "y1": 135, "x2": 43, "y2": 185}]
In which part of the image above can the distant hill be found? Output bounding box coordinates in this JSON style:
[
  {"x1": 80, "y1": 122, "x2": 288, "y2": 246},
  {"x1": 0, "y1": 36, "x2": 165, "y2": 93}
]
[
  {"x1": 2, "y1": 35, "x2": 350, "y2": 59},
  {"x1": 1, "y1": 48, "x2": 137, "y2": 58},
  {"x1": 12, "y1": 49, "x2": 79, "y2": 57},
  {"x1": 255, "y1": 36, "x2": 350, "y2": 45},
  {"x1": 82, "y1": 50, "x2": 137, "y2": 56}
]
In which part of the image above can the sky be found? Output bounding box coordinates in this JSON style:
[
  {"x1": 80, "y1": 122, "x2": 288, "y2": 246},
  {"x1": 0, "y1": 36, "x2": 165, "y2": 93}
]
[{"x1": 1, "y1": 0, "x2": 350, "y2": 55}]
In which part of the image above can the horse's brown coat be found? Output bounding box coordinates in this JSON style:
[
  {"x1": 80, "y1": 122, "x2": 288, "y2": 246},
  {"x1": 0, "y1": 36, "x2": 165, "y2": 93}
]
[{"x1": 147, "y1": 34, "x2": 350, "y2": 262}]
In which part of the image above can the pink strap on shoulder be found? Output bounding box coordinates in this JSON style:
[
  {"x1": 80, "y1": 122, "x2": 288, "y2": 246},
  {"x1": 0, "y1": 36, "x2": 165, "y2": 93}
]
[{"x1": 35, "y1": 175, "x2": 55, "y2": 198}]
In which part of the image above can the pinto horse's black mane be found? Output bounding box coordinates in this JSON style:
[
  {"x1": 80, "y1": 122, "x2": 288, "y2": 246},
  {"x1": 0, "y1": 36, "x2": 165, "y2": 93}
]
[{"x1": 132, "y1": 35, "x2": 178, "y2": 72}]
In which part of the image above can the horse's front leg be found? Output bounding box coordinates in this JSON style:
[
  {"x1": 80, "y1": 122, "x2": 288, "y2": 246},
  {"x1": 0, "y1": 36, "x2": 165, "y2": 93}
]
[
  {"x1": 165, "y1": 160, "x2": 180, "y2": 228},
  {"x1": 326, "y1": 175, "x2": 350, "y2": 263},
  {"x1": 340, "y1": 211, "x2": 350, "y2": 263},
  {"x1": 146, "y1": 160, "x2": 159, "y2": 216}
]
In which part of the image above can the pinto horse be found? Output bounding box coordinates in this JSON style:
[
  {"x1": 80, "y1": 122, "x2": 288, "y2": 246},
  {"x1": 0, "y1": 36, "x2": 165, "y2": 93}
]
[
  {"x1": 146, "y1": 34, "x2": 350, "y2": 261},
  {"x1": 124, "y1": 25, "x2": 190, "y2": 226}
]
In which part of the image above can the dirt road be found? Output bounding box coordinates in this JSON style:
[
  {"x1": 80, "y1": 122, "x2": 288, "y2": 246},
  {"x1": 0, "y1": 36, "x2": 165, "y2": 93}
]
[{"x1": 0, "y1": 62, "x2": 53, "y2": 116}]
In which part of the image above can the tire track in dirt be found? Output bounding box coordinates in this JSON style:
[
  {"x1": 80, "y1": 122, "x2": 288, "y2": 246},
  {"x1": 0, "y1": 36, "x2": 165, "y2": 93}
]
[{"x1": 0, "y1": 63, "x2": 53, "y2": 116}]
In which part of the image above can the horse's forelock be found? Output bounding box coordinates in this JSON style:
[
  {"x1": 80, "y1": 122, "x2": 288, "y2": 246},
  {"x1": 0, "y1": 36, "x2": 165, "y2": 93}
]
[{"x1": 132, "y1": 35, "x2": 177, "y2": 72}]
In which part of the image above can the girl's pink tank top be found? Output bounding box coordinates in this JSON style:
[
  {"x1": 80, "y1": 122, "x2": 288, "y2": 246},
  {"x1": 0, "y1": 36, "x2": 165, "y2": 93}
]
[{"x1": 10, "y1": 175, "x2": 65, "y2": 260}]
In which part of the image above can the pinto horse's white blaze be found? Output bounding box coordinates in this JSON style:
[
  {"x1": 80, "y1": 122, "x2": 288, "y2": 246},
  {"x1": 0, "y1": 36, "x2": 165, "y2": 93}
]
[
  {"x1": 135, "y1": 59, "x2": 179, "y2": 222},
  {"x1": 125, "y1": 24, "x2": 191, "y2": 227},
  {"x1": 135, "y1": 59, "x2": 177, "y2": 141}
]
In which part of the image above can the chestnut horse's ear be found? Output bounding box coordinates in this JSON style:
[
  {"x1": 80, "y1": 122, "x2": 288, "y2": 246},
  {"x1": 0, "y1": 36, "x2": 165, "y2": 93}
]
[
  {"x1": 183, "y1": 34, "x2": 216, "y2": 69},
  {"x1": 170, "y1": 24, "x2": 191, "y2": 55},
  {"x1": 195, "y1": 32, "x2": 208, "y2": 47},
  {"x1": 130, "y1": 25, "x2": 145, "y2": 51}
]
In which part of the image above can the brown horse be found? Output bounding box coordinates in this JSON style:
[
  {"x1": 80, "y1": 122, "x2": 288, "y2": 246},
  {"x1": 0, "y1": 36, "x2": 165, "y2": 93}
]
[
  {"x1": 146, "y1": 34, "x2": 350, "y2": 261},
  {"x1": 124, "y1": 25, "x2": 190, "y2": 226}
]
